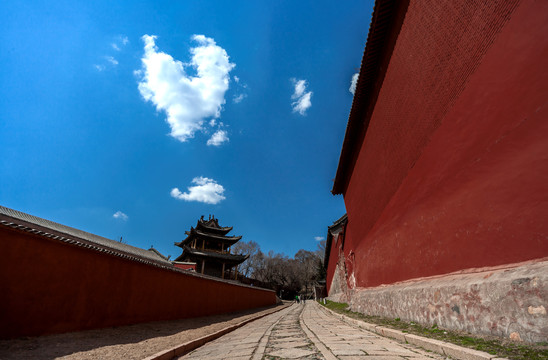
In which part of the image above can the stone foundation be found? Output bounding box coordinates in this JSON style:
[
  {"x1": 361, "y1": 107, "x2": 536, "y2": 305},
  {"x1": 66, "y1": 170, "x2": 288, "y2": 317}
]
[
  {"x1": 326, "y1": 249, "x2": 349, "y2": 303},
  {"x1": 345, "y1": 259, "x2": 548, "y2": 343}
]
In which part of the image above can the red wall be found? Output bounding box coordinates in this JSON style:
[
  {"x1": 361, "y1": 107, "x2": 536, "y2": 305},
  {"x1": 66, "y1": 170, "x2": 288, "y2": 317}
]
[
  {"x1": 343, "y1": 0, "x2": 548, "y2": 288},
  {"x1": 0, "y1": 227, "x2": 276, "y2": 339},
  {"x1": 174, "y1": 263, "x2": 196, "y2": 271},
  {"x1": 325, "y1": 233, "x2": 341, "y2": 294}
]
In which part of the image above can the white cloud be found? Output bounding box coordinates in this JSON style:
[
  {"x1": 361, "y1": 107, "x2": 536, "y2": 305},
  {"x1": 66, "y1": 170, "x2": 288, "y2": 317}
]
[
  {"x1": 171, "y1": 177, "x2": 226, "y2": 204},
  {"x1": 94, "y1": 64, "x2": 106, "y2": 72},
  {"x1": 291, "y1": 78, "x2": 312, "y2": 115},
  {"x1": 105, "y1": 56, "x2": 118, "y2": 66},
  {"x1": 314, "y1": 236, "x2": 325, "y2": 241},
  {"x1": 113, "y1": 211, "x2": 128, "y2": 221},
  {"x1": 136, "y1": 34, "x2": 235, "y2": 143},
  {"x1": 233, "y1": 93, "x2": 247, "y2": 104},
  {"x1": 112, "y1": 35, "x2": 129, "y2": 51},
  {"x1": 232, "y1": 75, "x2": 247, "y2": 104},
  {"x1": 207, "y1": 129, "x2": 229, "y2": 146},
  {"x1": 293, "y1": 79, "x2": 306, "y2": 98},
  {"x1": 350, "y1": 73, "x2": 359, "y2": 94}
]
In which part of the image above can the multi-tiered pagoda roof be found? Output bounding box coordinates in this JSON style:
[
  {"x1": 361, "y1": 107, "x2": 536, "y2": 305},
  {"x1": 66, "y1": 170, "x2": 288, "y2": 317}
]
[{"x1": 174, "y1": 215, "x2": 248, "y2": 279}]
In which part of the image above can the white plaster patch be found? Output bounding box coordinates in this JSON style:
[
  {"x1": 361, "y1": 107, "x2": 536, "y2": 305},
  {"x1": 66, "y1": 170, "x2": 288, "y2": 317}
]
[
  {"x1": 509, "y1": 332, "x2": 523, "y2": 341},
  {"x1": 348, "y1": 272, "x2": 356, "y2": 289},
  {"x1": 528, "y1": 305, "x2": 546, "y2": 315}
]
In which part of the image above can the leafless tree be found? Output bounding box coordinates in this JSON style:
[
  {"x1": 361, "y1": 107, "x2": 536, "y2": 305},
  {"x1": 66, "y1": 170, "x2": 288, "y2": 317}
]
[
  {"x1": 231, "y1": 240, "x2": 260, "y2": 278},
  {"x1": 236, "y1": 239, "x2": 327, "y2": 298}
]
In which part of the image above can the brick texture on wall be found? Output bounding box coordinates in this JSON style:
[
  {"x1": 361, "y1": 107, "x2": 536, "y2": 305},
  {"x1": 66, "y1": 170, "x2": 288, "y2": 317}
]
[{"x1": 341, "y1": 0, "x2": 548, "y2": 288}]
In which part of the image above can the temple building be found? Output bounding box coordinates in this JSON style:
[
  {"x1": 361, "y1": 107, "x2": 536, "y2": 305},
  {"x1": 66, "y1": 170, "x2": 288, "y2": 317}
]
[{"x1": 174, "y1": 215, "x2": 248, "y2": 279}]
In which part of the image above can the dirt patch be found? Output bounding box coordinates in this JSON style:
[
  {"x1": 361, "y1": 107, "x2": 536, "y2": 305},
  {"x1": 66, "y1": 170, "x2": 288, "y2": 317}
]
[{"x1": 0, "y1": 304, "x2": 287, "y2": 360}]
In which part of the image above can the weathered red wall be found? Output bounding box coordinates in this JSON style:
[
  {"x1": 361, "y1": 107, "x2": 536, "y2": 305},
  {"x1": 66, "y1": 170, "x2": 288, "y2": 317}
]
[
  {"x1": 343, "y1": 0, "x2": 548, "y2": 288},
  {"x1": 325, "y1": 233, "x2": 340, "y2": 294},
  {"x1": 174, "y1": 263, "x2": 196, "y2": 271},
  {"x1": 0, "y1": 227, "x2": 276, "y2": 339}
]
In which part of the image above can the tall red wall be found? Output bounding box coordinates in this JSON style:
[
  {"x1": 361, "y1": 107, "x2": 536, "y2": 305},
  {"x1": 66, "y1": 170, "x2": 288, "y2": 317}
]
[
  {"x1": 343, "y1": 0, "x2": 548, "y2": 288},
  {"x1": 0, "y1": 227, "x2": 276, "y2": 339}
]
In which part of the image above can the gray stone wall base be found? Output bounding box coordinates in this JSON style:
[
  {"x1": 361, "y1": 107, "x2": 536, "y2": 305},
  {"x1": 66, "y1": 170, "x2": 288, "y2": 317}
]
[
  {"x1": 347, "y1": 259, "x2": 548, "y2": 343},
  {"x1": 327, "y1": 248, "x2": 349, "y2": 304}
]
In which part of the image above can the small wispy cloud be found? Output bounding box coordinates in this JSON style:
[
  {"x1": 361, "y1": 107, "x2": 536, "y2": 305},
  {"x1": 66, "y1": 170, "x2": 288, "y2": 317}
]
[
  {"x1": 207, "y1": 129, "x2": 229, "y2": 146},
  {"x1": 232, "y1": 75, "x2": 248, "y2": 104},
  {"x1": 105, "y1": 56, "x2": 119, "y2": 66},
  {"x1": 171, "y1": 177, "x2": 226, "y2": 204},
  {"x1": 291, "y1": 78, "x2": 312, "y2": 115},
  {"x1": 233, "y1": 93, "x2": 247, "y2": 104},
  {"x1": 96, "y1": 35, "x2": 128, "y2": 71},
  {"x1": 349, "y1": 73, "x2": 359, "y2": 94},
  {"x1": 112, "y1": 35, "x2": 129, "y2": 51},
  {"x1": 113, "y1": 211, "x2": 128, "y2": 221},
  {"x1": 136, "y1": 34, "x2": 235, "y2": 143},
  {"x1": 314, "y1": 236, "x2": 325, "y2": 241}
]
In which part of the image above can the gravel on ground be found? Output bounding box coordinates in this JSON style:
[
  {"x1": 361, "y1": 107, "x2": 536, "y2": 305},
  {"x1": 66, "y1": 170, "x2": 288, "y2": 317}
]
[{"x1": 0, "y1": 304, "x2": 287, "y2": 360}]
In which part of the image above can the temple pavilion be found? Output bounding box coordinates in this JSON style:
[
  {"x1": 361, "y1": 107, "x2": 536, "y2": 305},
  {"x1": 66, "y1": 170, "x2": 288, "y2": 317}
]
[{"x1": 174, "y1": 215, "x2": 248, "y2": 279}]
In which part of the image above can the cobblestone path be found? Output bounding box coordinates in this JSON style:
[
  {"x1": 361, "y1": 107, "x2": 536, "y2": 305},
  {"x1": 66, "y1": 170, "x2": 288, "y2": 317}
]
[{"x1": 178, "y1": 302, "x2": 447, "y2": 359}]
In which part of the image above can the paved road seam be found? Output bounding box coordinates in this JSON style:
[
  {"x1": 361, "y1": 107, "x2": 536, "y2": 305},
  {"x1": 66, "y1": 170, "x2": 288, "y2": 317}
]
[
  {"x1": 250, "y1": 308, "x2": 287, "y2": 360},
  {"x1": 144, "y1": 303, "x2": 291, "y2": 360},
  {"x1": 318, "y1": 303, "x2": 509, "y2": 360},
  {"x1": 299, "y1": 305, "x2": 338, "y2": 360}
]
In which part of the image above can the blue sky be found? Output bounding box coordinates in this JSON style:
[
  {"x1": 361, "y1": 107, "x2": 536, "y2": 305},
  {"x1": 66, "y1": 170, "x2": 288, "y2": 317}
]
[{"x1": 0, "y1": 0, "x2": 373, "y2": 259}]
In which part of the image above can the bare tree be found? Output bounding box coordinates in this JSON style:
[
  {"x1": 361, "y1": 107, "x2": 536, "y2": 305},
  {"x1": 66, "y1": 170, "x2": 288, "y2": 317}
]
[
  {"x1": 241, "y1": 240, "x2": 327, "y2": 298},
  {"x1": 231, "y1": 240, "x2": 260, "y2": 278}
]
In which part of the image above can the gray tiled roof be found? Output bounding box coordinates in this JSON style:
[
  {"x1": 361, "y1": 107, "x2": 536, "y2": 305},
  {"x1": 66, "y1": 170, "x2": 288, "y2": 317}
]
[
  {"x1": 0, "y1": 205, "x2": 172, "y2": 266},
  {"x1": 179, "y1": 245, "x2": 249, "y2": 263}
]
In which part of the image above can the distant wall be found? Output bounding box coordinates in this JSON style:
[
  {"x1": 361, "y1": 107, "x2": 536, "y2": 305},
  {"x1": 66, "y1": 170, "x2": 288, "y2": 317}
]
[
  {"x1": 173, "y1": 262, "x2": 197, "y2": 271},
  {"x1": 0, "y1": 226, "x2": 276, "y2": 339},
  {"x1": 342, "y1": 0, "x2": 548, "y2": 289}
]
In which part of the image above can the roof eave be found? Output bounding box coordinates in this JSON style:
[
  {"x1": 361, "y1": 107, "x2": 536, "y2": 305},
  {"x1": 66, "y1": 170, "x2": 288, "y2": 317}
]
[{"x1": 332, "y1": 0, "x2": 410, "y2": 195}]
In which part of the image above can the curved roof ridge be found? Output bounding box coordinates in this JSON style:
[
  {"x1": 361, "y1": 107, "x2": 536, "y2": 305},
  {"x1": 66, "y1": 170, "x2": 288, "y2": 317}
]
[{"x1": 182, "y1": 245, "x2": 249, "y2": 263}]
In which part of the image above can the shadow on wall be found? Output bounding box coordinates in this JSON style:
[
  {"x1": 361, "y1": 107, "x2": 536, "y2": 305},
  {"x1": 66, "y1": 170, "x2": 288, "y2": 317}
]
[
  {"x1": 0, "y1": 224, "x2": 276, "y2": 339},
  {"x1": 0, "y1": 304, "x2": 280, "y2": 359}
]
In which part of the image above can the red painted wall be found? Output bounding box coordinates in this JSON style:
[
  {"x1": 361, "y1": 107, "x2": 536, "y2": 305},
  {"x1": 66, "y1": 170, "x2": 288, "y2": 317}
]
[
  {"x1": 0, "y1": 227, "x2": 276, "y2": 339},
  {"x1": 174, "y1": 263, "x2": 196, "y2": 271},
  {"x1": 342, "y1": 0, "x2": 548, "y2": 288}
]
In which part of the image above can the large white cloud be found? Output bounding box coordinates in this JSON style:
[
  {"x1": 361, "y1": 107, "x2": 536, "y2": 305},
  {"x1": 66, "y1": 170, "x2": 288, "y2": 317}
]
[
  {"x1": 136, "y1": 34, "x2": 235, "y2": 142},
  {"x1": 291, "y1": 78, "x2": 312, "y2": 115},
  {"x1": 349, "y1": 73, "x2": 359, "y2": 94},
  {"x1": 170, "y1": 177, "x2": 226, "y2": 204}
]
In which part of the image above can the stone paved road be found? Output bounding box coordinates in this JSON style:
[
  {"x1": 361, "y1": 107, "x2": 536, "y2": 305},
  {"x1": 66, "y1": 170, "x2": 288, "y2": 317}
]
[{"x1": 178, "y1": 302, "x2": 447, "y2": 359}]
